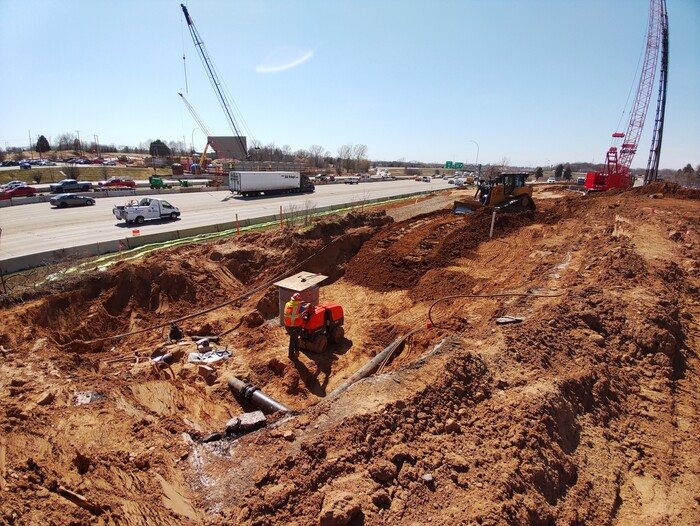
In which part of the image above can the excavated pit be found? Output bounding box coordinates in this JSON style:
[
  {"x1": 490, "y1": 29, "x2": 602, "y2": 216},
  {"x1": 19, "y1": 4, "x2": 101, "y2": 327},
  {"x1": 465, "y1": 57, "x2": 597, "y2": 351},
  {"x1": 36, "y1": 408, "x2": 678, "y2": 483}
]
[{"x1": 1, "y1": 183, "x2": 699, "y2": 525}]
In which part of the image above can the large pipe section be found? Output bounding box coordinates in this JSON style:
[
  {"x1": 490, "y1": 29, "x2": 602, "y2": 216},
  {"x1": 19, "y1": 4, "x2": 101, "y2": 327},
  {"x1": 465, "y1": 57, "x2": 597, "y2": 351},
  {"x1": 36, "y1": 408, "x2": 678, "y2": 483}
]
[
  {"x1": 228, "y1": 376, "x2": 291, "y2": 414},
  {"x1": 326, "y1": 327, "x2": 425, "y2": 401}
]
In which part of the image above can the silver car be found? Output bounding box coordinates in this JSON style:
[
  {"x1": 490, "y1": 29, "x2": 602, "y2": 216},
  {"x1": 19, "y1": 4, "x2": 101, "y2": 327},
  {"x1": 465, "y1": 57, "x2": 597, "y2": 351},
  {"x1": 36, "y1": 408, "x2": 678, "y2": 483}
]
[{"x1": 50, "y1": 193, "x2": 96, "y2": 208}]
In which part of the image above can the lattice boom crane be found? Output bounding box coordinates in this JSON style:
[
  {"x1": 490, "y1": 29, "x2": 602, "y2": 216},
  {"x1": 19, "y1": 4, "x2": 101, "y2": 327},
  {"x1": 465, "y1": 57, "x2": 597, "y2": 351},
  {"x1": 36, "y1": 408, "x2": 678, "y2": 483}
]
[
  {"x1": 585, "y1": 0, "x2": 666, "y2": 191},
  {"x1": 181, "y1": 3, "x2": 249, "y2": 160}
]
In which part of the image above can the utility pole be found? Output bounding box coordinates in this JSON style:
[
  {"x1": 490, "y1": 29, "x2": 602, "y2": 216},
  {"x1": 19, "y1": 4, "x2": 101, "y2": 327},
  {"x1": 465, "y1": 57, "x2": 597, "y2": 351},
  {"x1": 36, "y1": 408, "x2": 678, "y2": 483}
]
[
  {"x1": 28, "y1": 130, "x2": 34, "y2": 159},
  {"x1": 94, "y1": 134, "x2": 101, "y2": 158},
  {"x1": 76, "y1": 130, "x2": 82, "y2": 158}
]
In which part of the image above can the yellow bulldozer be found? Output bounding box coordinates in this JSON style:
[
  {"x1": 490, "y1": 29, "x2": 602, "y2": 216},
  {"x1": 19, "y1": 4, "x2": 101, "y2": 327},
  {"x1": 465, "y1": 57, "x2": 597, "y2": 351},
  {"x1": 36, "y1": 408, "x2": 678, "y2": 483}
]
[{"x1": 453, "y1": 172, "x2": 535, "y2": 213}]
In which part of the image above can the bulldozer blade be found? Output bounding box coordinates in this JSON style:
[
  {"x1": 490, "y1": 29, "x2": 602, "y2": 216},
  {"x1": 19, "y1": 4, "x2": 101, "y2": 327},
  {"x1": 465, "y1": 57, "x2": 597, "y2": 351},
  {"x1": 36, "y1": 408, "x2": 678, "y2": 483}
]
[
  {"x1": 495, "y1": 194, "x2": 536, "y2": 213},
  {"x1": 453, "y1": 200, "x2": 480, "y2": 214}
]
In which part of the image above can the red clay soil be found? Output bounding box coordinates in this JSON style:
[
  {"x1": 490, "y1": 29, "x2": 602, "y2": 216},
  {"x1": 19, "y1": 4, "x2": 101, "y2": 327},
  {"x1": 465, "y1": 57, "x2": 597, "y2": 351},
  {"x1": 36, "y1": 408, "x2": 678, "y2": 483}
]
[{"x1": 0, "y1": 184, "x2": 699, "y2": 525}]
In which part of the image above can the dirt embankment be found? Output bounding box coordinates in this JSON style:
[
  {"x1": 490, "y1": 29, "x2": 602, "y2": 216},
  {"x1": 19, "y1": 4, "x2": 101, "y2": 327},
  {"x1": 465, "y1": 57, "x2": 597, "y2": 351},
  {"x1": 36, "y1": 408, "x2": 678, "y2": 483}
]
[{"x1": 1, "y1": 185, "x2": 699, "y2": 525}]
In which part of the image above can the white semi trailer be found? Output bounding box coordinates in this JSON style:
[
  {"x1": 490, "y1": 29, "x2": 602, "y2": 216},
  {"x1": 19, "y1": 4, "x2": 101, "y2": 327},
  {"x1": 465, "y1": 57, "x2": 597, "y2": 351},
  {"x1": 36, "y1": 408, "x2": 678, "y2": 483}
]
[{"x1": 228, "y1": 171, "x2": 315, "y2": 197}]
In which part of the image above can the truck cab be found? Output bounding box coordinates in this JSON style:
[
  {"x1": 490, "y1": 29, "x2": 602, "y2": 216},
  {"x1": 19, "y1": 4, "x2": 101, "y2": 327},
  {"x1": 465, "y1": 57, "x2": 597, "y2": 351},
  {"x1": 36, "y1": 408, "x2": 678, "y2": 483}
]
[{"x1": 113, "y1": 197, "x2": 181, "y2": 224}]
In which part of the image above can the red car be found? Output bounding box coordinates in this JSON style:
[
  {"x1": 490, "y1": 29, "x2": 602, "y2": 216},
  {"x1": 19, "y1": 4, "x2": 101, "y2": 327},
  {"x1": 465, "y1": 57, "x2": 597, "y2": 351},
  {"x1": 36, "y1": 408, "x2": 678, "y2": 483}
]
[
  {"x1": 0, "y1": 185, "x2": 37, "y2": 200},
  {"x1": 98, "y1": 177, "x2": 136, "y2": 188}
]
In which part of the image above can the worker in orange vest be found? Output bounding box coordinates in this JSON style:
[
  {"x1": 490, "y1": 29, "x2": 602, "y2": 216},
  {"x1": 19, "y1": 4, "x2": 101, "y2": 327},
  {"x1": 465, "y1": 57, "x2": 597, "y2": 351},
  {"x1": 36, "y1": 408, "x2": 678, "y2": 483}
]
[{"x1": 284, "y1": 293, "x2": 310, "y2": 359}]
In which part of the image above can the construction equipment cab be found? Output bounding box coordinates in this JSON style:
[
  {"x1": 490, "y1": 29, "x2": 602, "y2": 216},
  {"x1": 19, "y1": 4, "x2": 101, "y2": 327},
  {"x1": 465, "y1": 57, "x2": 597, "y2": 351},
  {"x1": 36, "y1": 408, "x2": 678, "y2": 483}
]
[
  {"x1": 113, "y1": 198, "x2": 181, "y2": 224},
  {"x1": 478, "y1": 173, "x2": 534, "y2": 209},
  {"x1": 453, "y1": 172, "x2": 535, "y2": 213}
]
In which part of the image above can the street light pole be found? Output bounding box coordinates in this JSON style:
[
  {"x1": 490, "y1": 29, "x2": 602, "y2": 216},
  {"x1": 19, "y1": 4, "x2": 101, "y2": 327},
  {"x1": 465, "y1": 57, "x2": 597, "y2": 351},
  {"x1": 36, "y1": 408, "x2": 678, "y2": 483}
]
[{"x1": 469, "y1": 140, "x2": 479, "y2": 177}]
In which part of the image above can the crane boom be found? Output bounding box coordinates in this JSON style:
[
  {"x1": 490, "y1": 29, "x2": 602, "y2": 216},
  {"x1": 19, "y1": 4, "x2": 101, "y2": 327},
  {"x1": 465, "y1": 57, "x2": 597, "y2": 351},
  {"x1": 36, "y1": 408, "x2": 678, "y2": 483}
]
[
  {"x1": 181, "y1": 4, "x2": 248, "y2": 159},
  {"x1": 617, "y1": 0, "x2": 663, "y2": 171},
  {"x1": 179, "y1": 93, "x2": 212, "y2": 168},
  {"x1": 178, "y1": 92, "x2": 212, "y2": 137},
  {"x1": 585, "y1": 0, "x2": 664, "y2": 191},
  {"x1": 644, "y1": 0, "x2": 669, "y2": 184}
]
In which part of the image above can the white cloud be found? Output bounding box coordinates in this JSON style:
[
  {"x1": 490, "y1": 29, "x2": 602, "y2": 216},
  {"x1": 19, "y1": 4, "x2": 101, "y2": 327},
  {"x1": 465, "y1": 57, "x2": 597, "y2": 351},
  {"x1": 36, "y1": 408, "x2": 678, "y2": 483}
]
[{"x1": 256, "y1": 50, "x2": 313, "y2": 73}]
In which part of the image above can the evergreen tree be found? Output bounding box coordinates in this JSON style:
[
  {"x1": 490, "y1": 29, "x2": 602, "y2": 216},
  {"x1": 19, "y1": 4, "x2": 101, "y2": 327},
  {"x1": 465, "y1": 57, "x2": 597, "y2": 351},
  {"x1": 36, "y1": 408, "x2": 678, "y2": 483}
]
[
  {"x1": 563, "y1": 164, "x2": 572, "y2": 181},
  {"x1": 36, "y1": 135, "x2": 51, "y2": 157},
  {"x1": 554, "y1": 164, "x2": 564, "y2": 179}
]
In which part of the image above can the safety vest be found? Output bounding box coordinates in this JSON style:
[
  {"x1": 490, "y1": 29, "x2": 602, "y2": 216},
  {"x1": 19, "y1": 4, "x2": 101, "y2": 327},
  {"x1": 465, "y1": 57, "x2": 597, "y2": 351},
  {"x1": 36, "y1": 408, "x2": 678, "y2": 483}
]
[{"x1": 284, "y1": 300, "x2": 304, "y2": 328}]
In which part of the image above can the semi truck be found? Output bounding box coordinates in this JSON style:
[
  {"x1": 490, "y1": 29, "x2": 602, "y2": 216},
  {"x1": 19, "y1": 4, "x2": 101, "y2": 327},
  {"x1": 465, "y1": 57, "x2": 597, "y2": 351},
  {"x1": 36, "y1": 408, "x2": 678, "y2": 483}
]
[
  {"x1": 112, "y1": 197, "x2": 181, "y2": 224},
  {"x1": 228, "y1": 171, "x2": 315, "y2": 197}
]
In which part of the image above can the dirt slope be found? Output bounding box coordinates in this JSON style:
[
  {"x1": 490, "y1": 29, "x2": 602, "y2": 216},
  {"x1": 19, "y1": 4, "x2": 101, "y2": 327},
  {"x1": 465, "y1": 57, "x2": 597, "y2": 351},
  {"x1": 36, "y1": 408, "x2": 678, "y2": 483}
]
[{"x1": 1, "y1": 183, "x2": 699, "y2": 525}]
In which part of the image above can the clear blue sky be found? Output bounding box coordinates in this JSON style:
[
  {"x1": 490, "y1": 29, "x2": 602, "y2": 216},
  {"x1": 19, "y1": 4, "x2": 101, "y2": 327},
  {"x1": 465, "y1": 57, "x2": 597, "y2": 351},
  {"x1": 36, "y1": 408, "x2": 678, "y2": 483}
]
[{"x1": 1, "y1": 0, "x2": 698, "y2": 169}]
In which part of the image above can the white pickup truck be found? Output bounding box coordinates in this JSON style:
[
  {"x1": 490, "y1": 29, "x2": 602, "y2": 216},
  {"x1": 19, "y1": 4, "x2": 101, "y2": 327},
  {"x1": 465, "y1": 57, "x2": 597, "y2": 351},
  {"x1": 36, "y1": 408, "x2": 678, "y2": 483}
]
[{"x1": 112, "y1": 198, "x2": 181, "y2": 224}]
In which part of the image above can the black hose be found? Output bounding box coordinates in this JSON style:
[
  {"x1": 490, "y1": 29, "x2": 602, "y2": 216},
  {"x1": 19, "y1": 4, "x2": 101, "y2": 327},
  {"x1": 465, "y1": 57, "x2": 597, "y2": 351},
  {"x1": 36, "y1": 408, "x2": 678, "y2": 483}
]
[{"x1": 87, "y1": 233, "x2": 349, "y2": 343}]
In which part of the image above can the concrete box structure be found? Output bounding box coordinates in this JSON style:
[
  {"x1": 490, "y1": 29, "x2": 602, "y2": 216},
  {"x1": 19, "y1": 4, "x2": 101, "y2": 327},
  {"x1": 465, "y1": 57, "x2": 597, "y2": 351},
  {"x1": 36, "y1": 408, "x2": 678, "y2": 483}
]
[{"x1": 273, "y1": 271, "x2": 328, "y2": 325}]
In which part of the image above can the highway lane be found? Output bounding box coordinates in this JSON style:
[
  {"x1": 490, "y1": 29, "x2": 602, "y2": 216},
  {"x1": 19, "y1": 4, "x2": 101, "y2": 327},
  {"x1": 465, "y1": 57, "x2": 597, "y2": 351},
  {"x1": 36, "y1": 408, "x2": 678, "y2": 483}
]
[{"x1": 0, "y1": 179, "x2": 453, "y2": 261}]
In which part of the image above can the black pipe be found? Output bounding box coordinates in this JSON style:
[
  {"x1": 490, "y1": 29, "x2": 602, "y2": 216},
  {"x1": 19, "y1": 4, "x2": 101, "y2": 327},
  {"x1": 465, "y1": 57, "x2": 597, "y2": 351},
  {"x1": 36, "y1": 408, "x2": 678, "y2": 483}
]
[{"x1": 228, "y1": 376, "x2": 291, "y2": 414}]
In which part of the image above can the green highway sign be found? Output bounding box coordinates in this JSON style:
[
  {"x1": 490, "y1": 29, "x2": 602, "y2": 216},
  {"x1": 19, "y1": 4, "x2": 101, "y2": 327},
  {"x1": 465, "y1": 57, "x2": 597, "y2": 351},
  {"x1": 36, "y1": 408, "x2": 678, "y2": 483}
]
[
  {"x1": 445, "y1": 161, "x2": 464, "y2": 169},
  {"x1": 454, "y1": 162, "x2": 464, "y2": 169},
  {"x1": 445, "y1": 161, "x2": 453, "y2": 168}
]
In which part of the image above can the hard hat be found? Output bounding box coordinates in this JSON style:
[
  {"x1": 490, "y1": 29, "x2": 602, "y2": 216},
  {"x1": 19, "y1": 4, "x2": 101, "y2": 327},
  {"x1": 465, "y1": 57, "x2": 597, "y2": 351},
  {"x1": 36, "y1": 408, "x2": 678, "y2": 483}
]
[{"x1": 291, "y1": 293, "x2": 302, "y2": 301}]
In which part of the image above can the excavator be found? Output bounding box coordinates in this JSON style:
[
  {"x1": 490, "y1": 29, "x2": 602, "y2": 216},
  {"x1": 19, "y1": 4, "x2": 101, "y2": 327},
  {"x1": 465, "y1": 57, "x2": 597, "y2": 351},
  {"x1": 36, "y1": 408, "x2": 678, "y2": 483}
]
[{"x1": 453, "y1": 172, "x2": 536, "y2": 213}]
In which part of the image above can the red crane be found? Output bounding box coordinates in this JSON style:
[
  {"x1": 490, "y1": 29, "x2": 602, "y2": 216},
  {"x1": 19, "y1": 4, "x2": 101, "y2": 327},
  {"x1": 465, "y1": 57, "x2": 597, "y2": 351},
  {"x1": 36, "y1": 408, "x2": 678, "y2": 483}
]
[{"x1": 585, "y1": 0, "x2": 666, "y2": 191}]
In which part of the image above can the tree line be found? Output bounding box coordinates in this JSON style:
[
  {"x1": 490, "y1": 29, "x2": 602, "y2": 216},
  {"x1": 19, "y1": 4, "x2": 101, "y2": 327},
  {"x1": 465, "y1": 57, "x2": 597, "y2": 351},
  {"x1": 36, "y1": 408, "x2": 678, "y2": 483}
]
[{"x1": 1, "y1": 134, "x2": 698, "y2": 185}]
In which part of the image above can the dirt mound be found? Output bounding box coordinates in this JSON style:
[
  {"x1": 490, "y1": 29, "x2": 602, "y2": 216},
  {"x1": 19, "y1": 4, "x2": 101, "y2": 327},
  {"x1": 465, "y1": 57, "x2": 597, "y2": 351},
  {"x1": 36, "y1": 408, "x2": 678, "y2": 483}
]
[
  {"x1": 631, "y1": 181, "x2": 700, "y2": 198},
  {"x1": 1, "y1": 188, "x2": 699, "y2": 525},
  {"x1": 345, "y1": 208, "x2": 535, "y2": 293}
]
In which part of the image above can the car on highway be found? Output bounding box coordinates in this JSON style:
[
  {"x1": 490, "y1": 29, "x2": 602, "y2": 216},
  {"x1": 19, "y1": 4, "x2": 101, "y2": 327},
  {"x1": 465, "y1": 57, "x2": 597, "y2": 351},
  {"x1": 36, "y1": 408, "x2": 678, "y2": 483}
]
[
  {"x1": 1, "y1": 180, "x2": 27, "y2": 190},
  {"x1": 98, "y1": 177, "x2": 136, "y2": 188},
  {"x1": 49, "y1": 193, "x2": 96, "y2": 208},
  {"x1": 19, "y1": 162, "x2": 31, "y2": 170},
  {"x1": 547, "y1": 177, "x2": 556, "y2": 183},
  {"x1": 0, "y1": 185, "x2": 37, "y2": 200},
  {"x1": 344, "y1": 176, "x2": 360, "y2": 184}
]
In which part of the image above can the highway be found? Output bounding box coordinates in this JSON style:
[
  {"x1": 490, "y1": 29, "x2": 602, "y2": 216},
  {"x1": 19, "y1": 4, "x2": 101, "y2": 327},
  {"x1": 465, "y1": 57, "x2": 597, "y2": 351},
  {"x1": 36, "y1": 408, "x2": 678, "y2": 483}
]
[{"x1": 0, "y1": 178, "x2": 453, "y2": 262}]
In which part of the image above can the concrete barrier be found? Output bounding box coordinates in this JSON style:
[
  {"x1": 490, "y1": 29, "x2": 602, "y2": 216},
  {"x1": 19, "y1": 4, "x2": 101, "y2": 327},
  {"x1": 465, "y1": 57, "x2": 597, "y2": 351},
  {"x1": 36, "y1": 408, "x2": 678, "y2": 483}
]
[{"x1": 0, "y1": 189, "x2": 444, "y2": 274}]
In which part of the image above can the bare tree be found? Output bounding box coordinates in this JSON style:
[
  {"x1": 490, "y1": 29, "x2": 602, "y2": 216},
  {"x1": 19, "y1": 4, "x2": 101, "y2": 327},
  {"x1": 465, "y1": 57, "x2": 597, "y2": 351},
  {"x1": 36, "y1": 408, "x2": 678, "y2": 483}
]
[
  {"x1": 56, "y1": 132, "x2": 76, "y2": 152},
  {"x1": 337, "y1": 144, "x2": 352, "y2": 174},
  {"x1": 353, "y1": 144, "x2": 368, "y2": 173},
  {"x1": 309, "y1": 145, "x2": 326, "y2": 168}
]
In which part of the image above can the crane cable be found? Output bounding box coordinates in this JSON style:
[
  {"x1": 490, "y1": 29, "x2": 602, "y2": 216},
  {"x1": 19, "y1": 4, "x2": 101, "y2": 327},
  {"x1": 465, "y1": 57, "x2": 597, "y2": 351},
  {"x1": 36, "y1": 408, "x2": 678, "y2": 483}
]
[
  {"x1": 87, "y1": 233, "x2": 350, "y2": 344},
  {"x1": 613, "y1": 17, "x2": 649, "y2": 148},
  {"x1": 181, "y1": 6, "x2": 189, "y2": 94}
]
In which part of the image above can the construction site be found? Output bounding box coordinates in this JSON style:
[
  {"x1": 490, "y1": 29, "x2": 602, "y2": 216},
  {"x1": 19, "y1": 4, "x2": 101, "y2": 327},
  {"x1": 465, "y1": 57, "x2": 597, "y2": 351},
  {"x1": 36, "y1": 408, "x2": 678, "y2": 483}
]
[
  {"x1": 0, "y1": 181, "x2": 699, "y2": 525},
  {"x1": 3, "y1": 0, "x2": 700, "y2": 524}
]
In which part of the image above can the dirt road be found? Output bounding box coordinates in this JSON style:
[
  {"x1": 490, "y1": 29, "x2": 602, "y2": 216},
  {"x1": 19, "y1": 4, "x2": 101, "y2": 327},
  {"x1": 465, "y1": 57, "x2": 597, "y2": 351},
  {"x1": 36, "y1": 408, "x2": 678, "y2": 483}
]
[{"x1": 1, "y1": 182, "x2": 698, "y2": 525}]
